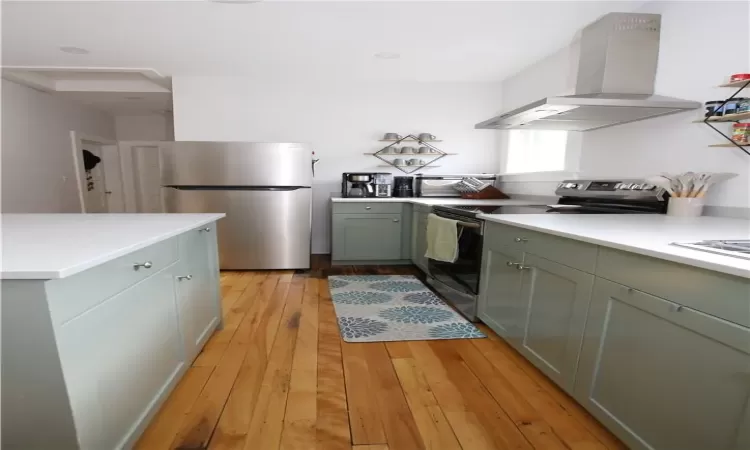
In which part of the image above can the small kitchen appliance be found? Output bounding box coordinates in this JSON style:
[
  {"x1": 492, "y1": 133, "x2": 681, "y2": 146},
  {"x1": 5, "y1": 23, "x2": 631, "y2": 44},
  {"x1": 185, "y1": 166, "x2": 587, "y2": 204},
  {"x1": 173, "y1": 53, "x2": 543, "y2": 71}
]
[
  {"x1": 426, "y1": 178, "x2": 669, "y2": 321},
  {"x1": 393, "y1": 176, "x2": 414, "y2": 197},
  {"x1": 341, "y1": 173, "x2": 391, "y2": 198},
  {"x1": 373, "y1": 173, "x2": 393, "y2": 197}
]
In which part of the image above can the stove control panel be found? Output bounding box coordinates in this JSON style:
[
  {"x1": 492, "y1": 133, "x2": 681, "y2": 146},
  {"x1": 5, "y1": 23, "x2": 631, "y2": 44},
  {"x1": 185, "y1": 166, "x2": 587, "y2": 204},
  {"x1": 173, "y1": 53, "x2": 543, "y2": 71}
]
[{"x1": 555, "y1": 179, "x2": 666, "y2": 198}]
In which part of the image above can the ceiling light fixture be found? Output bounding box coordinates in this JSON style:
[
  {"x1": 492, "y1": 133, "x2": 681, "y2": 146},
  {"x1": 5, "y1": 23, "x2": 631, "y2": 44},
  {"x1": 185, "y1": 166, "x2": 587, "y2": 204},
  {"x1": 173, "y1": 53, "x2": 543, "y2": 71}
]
[
  {"x1": 374, "y1": 52, "x2": 401, "y2": 60},
  {"x1": 59, "y1": 46, "x2": 89, "y2": 55}
]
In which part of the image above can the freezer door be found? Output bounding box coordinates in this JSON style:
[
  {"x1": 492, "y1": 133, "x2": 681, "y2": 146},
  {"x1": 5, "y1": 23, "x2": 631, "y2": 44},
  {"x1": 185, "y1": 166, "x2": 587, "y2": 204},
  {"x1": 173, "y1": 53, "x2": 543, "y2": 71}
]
[
  {"x1": 161, "y1": 142, "x2": 312, "y2": 187},
  {"x1": 164, "y1": 187, "x2": 312, "y2": 270}
]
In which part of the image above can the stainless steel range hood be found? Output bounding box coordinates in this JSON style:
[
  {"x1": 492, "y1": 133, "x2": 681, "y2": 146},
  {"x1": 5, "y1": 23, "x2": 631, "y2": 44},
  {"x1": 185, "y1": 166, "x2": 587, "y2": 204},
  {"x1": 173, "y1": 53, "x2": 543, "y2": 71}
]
[{"x1": 476, "y1": 13, "x2": 700, "y2": 132}]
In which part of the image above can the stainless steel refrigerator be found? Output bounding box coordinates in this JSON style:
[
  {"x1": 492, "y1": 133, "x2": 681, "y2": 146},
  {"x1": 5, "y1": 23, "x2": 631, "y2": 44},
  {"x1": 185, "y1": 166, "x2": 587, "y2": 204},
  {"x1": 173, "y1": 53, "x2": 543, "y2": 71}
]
[{"x1": 161, "y1": 142, "x2": 312, "y2": 270}]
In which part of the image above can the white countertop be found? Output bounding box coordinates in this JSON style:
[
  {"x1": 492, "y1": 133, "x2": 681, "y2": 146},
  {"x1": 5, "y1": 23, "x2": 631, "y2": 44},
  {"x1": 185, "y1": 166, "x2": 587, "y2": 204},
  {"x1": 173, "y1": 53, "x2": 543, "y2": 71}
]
[
  {"x1": 332, "y1": 197, "x2": 546, "y2": 207},
  {"x1": 1, "y1": 214, "x2": 225, "y2": 280},
  {"x1": 477, "y1": 214, "x2": 750, "y2": 278}
]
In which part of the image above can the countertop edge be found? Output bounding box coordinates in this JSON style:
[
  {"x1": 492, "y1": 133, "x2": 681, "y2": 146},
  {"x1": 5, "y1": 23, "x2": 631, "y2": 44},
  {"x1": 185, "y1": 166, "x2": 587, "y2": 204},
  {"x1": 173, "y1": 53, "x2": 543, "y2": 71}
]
[
  {"x1": 1, "y1": 214, "x2": 226, "y2": 280},
  {"x1": 477, "y1": 214, "x2": 750, "y2": 279}
]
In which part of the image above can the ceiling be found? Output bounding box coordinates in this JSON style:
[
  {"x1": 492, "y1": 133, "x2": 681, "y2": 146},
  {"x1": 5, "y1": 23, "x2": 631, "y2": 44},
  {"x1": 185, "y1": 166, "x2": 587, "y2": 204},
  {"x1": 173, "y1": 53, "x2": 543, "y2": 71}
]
[{"x1": 2, "y1": 0, "x2": 645, "y2": 83}]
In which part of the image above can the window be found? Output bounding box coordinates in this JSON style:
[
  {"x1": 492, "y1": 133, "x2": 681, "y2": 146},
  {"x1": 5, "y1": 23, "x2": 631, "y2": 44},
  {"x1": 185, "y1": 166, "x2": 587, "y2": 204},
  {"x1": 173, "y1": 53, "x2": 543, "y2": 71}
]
[{"x1": 505, "y1": 130, "x2": 567, "y2": 174}]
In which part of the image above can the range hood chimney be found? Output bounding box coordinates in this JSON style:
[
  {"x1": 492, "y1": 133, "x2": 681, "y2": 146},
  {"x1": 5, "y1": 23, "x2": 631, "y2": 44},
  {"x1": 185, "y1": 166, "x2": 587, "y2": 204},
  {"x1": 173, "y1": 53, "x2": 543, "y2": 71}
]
[{"x1": 476, "y1": 13, "x2": 700, "y2": 132}]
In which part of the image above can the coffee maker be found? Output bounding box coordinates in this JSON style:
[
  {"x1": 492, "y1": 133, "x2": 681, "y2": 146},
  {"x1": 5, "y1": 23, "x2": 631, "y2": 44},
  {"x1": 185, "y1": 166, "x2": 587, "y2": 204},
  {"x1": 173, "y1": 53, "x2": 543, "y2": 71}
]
[
  {"x1": 393, "y1": 176, "x2": 414, "y2": 197},
  {"x1": 342, "y1": 173, "x2": 374, "y2": 198},
  {"x1": 373, "y1": 173, "x2": 393, "y2": 197}
]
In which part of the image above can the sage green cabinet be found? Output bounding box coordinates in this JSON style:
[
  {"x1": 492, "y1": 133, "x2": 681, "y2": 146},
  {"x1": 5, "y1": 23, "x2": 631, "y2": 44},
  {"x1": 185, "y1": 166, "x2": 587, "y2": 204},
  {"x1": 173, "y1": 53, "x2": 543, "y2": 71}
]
[
  {"x1": 575, "y1": 278, "x2": 750, "y2": 450},
  {"x1": 411, "y1": 208, "x2": 430, "y2": 273},
  {"x1": 477, "y1": 245, "x2": 524, "y2": 344},
  {"x1": 516, "y1": 254, "x2": 594, "y2": 392},
  {"x1": 332, "y1": 213, "x2": 403, "y2": 261},
  {"x1": 176, "y1": 226, "x2": 222, "y2": 362}
]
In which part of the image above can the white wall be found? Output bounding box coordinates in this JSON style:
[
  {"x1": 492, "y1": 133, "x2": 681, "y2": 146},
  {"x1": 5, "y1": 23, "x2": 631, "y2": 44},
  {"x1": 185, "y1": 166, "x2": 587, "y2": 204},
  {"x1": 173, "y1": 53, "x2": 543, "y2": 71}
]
[
  {"x1": 1, "y1": 79, "x2": 116, "y2": 212},
  {"x1": 172, "y1": 77, "x2": 503, "y2": 253},
  {"x1": 497, "y1": 0, "x2": 750, "y2": 210},
  {"x1": 114, "y1": 113, "x2": 174, "y2": 141},
  {"x1": 580, "y1": 0, "x2": 750, "y2": 210}
]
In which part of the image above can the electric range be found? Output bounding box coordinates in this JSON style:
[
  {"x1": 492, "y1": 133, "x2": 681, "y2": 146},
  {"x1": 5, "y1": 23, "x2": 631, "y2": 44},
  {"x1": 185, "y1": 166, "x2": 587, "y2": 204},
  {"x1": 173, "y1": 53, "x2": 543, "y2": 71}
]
[{"x1": 427, "y1": 179, "x2": 669, "y2": 322}]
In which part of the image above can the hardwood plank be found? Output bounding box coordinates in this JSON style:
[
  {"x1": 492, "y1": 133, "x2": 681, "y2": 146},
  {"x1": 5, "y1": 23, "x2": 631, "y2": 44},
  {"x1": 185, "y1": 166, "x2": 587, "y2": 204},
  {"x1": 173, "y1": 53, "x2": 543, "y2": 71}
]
[
  {"x1": 362, "y1": 344, "x2": 425, "y2": 450},
  {"x1": 193, "y1": 273, "x2": 268, "y2": 367},
  {"x1": 135, "y1": 366, "x2": 214, "y2": 450},
  {"x1": 352, "y1": 446, "x2": 389, "y2": 450},
  {"x1": 341, "y1": 342, "x2": 388, "y2": 445},
  {"x1": 208, "y1": 275, "x2": 302, "y2": 450},
  {"x1": 385, "y1": 342, "x2": 412, "y2": 359},
  {"x1": 170, "y1": 273, "x2": 277, "y2": 449},
  {"x1": 280, "y1": 277, "x2": 320, "y2": 450},
  {"x1": 442, "y1": 412, "x2": 495, "y2": 450},
  {"x1": 229, "y1": 271, "x2": 254, "y2": 292},
  {"x1": 220, "y1": 289, "x2": 243, "y2": 320},
  {"x1": 452, "y1": 339, "x2": 569, "y2": 450},
  {"x1": 429, "y1": 340, "x2": 532, "y2": 450},
  {"x1": 472, "y1": 330, "x2": 626, "y2": 450},
  {"x1": 316, "y1": 279, "x2": 352, "y2": 450},
  {"x1": 391, "y1": 358, "x2": 461, "y2": 450},
  {"x1": 239, "y1": 274, "x2": 306, "y2": 450}
]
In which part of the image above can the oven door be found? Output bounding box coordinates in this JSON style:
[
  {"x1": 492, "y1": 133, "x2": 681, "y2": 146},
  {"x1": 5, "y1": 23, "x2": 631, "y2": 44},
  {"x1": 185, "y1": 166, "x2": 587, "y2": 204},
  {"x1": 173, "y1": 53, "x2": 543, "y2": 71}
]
[{"x1": 427, "y1": 213, "x2": 484, "y2": 296}]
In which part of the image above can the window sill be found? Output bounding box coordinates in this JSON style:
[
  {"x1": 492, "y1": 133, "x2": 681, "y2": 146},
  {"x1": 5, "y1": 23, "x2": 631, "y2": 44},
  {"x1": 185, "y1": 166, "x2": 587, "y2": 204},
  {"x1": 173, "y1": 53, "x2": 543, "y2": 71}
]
[{"x1": 496, "y1": 171, "x2": 580, "y2": 183}]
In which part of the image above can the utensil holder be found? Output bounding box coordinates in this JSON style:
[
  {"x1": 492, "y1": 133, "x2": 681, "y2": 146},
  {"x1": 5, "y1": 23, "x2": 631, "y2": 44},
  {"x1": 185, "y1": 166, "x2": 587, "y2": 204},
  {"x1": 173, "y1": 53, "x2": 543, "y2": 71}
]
[{"x1": 667, "y1": 198, "x2": 705, "y2": 217}]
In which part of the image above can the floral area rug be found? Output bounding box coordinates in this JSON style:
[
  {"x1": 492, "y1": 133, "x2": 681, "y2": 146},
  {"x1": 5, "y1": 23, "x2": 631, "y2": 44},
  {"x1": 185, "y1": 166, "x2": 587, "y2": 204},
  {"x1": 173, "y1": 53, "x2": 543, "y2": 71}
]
[{"x1": 328, "y1": 275, "x2": 485, "y2": 343}]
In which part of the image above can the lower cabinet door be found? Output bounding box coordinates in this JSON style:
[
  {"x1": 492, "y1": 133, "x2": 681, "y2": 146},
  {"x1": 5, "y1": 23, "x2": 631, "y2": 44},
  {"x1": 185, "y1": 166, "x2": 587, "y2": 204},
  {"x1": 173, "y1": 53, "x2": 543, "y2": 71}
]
[
  {"x1": 575, "y1": 278, "x2": 750, "y2": 450},
  {"x1": 176, "y1": 225, "x2": 222, "y2": 361},
  {"x1": 56, "y1": 264, "x2": 184, "y2": 450},
  {"x1": 477, "y1": 246, "x2": 524, "y2": 344},
  {"x1": 332, "y1": 213, "x2": 402, "y2": 260},
  {"x1": 517, "y1": 254, "x2": 594, "y2": 392}
]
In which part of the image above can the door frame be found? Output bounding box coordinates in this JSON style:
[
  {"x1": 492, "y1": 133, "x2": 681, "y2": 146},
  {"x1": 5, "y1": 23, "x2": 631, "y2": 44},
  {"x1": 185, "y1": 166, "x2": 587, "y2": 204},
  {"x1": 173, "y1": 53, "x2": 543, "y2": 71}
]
[{"x1": 69, "y1": 131, "x2": 119, "y2": 213}]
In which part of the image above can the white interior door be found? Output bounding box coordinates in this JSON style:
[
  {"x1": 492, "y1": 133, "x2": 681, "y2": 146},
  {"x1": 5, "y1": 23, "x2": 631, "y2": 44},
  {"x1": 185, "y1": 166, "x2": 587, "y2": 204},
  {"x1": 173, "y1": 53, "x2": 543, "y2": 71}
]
[
  {"x1": 80, "y1": 145, "x2": 108, "y2": 213},
  {"x1": 100, "y1": 144, "x2": 125, "y2": 213},
  {"x1": 118, "y1": 141, "x2": 172, "y2": 213}
]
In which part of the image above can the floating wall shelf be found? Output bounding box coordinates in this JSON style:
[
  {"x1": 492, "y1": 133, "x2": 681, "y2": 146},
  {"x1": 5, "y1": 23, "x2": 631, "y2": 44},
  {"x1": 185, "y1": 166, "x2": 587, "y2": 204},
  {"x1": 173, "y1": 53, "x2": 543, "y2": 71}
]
[
  {"x1": 698, "y1": 79, "x2": 750, "y2": 156},
  {"x1": 372, "y1": 134, "x2": 450, "y2": 174}
]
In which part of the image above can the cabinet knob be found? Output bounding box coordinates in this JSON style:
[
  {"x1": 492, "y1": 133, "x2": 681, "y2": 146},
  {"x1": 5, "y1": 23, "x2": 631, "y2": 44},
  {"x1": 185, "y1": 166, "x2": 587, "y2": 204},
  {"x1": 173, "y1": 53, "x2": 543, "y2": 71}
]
[
  {"x1": 514, "y1": 237, "x2": 528, "y2": 242},
  {"x1": 393, "y1": 219, "x2": 400, "y2": 222},
  {"x1": 506, "y1": 261, "x2": 521, "y2": 267},
  {"x1": 365, "y1": 206, "x2": 372, "y2": 210},
  {"x1": 199, "y1": 227, "x2": 211, "y2": 232},
  {"x1": 133, "y1": 261, "x2": 153, "y2": 270},
  {"x1": 177, "y1": 275, "x2": 193, "y2": 281},
  {"x1": 516, "y1": 264, "x2": 532, "y2": 270},
  {"x1": 670, "y1": 304, "x2": 684, "y2": 313}
]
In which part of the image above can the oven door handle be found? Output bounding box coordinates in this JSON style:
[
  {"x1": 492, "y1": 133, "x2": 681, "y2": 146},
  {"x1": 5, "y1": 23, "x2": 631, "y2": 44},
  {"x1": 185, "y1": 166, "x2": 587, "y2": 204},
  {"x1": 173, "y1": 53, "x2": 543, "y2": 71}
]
[{"x1": 457, "y1": 220, "x2": 480, "y2": 229}]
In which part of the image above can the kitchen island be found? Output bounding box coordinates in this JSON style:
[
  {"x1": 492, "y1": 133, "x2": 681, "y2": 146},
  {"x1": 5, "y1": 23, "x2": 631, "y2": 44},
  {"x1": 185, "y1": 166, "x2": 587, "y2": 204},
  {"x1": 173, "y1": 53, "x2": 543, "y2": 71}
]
[
  {"x1": 475, "y1": 213, "x2": 750, "y2": 450},
  {"x1": 2, "y1": 213, "x2": 225, "y2": 450}
]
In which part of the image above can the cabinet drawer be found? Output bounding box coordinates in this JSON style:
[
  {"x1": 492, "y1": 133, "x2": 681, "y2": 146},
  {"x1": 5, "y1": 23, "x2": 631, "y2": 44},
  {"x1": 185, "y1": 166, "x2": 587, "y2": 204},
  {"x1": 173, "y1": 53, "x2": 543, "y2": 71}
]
[
  {"x1": 484, "y1": 222, "x2": 598, "y2": 272},
  {"x1": 333, "y1": 202, "x2": 403, "y2": 214},
  {"x1": 46, "y1": 237, "x2": 179, "y2": 325},
  {"x1": 483, "y1": 222, "x2": 525, "y2": 259},
  {"x1": 596, "y1": 247, "x2": 750, "y2": 327},
  {"x1": 523, "y1": 229, "x2": 598, "y2": 273}
]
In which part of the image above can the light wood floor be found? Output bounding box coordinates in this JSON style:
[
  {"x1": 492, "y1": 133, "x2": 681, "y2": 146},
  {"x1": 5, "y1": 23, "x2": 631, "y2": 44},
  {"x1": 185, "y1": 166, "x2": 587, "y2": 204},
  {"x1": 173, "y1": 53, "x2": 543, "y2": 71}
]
[{"x1": 136, "y1": 259, "x2": 625, "y2": 450}]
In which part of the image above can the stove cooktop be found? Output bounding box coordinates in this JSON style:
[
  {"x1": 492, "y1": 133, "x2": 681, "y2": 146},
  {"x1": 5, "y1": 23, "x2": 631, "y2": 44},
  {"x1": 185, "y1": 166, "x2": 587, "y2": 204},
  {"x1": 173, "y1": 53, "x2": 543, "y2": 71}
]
[{"x1": 671, "y1": 240, "x2": 750, "y2": 260}]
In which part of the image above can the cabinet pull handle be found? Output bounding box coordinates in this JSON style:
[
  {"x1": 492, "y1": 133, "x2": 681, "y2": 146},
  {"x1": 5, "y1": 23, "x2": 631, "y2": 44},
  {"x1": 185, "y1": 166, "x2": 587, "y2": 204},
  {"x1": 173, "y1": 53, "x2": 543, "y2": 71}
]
[
  {"x1": 670, "y1": 304, "x2": 684, "y2": 312},
  {"x1": 133, "y1": 261, "x2": 153, "y2": 270},
  {"x1": 177, "y1": 275, "x2": 193, "y2": 281},
  {"x1": 393, "y1": 219, "x2": 400, "y2": 222},
  {"x1": 506, "y1": 261, "x2": 520, "y2": 267},
  {"x1": 516, "y1": 264, "x2": 532, "y2": 270},
  {"x1": 199, "y1": 227, "x2": 211, "y2": 232},
  {"x1": 365, "y1": 206, "x2": 372, "y2": 210},
  {"x1": 514, "y1": 237, "x2": 528, "y2": 242}
]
